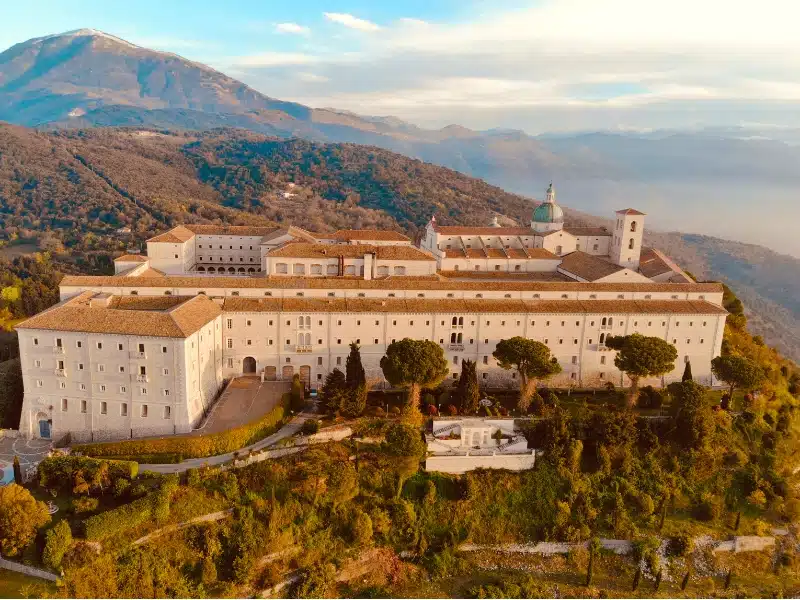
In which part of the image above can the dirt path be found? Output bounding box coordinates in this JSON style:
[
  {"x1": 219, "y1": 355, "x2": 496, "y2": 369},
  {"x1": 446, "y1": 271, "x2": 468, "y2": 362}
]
[{"x1": 131, "y1": 509, "x2": 234, "y2": 546}]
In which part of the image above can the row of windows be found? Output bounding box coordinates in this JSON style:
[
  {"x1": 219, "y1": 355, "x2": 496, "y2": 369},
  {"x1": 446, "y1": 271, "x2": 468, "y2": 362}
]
[
  {"x1": 35, "y1": 339, "x2": 170, "y2": 354},
  {"x1": 198, "y1": 256, "x2": 258, "y2": 263},
  {"x1": 197, "y1": 244, "x2": 257, "y2": 250},
  {"x1": 39, "y1": 361, "x2": 167, "y2": 376},
  {"x1": 61, "y1": 398, "x2": 170, "y2": 418}
]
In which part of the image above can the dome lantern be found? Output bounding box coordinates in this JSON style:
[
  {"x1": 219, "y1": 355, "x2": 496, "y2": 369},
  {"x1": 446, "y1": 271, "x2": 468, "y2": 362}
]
[{"x1": 531, "y1": 182, "x2": 564, "y2": 232}]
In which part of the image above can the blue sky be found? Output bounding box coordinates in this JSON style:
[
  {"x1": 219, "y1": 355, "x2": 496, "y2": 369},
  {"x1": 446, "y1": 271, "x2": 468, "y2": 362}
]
[{"x1": 3, "y1": 0, "x2": 800, "y2": 133}]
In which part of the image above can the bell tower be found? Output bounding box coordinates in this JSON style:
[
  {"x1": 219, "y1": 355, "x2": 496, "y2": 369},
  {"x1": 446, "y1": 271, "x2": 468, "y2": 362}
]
[{"x1": 611, "y1": 208, "x2": 645, "y2": 269}]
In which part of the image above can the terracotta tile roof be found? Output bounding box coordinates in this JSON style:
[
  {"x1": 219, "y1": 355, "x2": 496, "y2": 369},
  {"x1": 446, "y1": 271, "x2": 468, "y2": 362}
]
[
  {"x1": 638, "y1": 247, "x2": 692, "y2": 282},
  {"x1": 16, "y1": 293, "x2": 221, "y2": 338},
  {"x1": 221, "y1": 297, "x2": 726, "y2": 315},
  {"x1": 434, "y1": 226, "x2": 535, "y2": 236},
  {"x1": 327, "y1": 229, "x2": 410, "y2": 242},
  {"x1": 438, "y1": 271, "x2": 571, "y2": 282},
  {"x1": 60, "y1": 274, "x2": 723, "y2": 294},
  {"x1": 113, "y1": 254, "x2": 148, "y2": 262},
  {"x1": 183, "y1": 224, "x2": 281, "y2": 237},
  {"x1": 563, "y1": 227, "x2": 612, "y2": 237},
  {"x1": 134, "y1": 267, "x2": 165, "y2": 278},
  {"x1": 267, "y1": 243, "x2": 436, "y2": 261},
  {"x1": 260, "y1": 226, "x2": 320, "y2": 244},
  {"x1": 146, "y1": 225, "x2": 195, "y2": 244},
  {"x1": 616, "y1": 208, "x2": 646, "y2": 215},
  {"x1": 558, "y1": 251, "x2": 624, "y2": 281}
]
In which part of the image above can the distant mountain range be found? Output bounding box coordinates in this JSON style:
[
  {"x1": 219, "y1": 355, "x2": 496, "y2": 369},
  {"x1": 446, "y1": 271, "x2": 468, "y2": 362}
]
[{"x1": 1, "y1": 29, "x2": 800, "y2": 360}]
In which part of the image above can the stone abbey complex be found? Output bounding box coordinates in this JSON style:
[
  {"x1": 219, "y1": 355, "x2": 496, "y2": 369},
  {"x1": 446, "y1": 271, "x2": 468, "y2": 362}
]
[{"x1": 16, "y1": 185, "x2": 727, "y2": 443}]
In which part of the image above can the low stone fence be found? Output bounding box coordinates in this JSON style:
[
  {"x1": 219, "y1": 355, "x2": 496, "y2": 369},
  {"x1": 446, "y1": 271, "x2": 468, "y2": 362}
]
[
  {"x1": 426, "y1": 451, "x2": 536, "y2": 475},
  {"x1": 304, "y1": 426, "x2": 352, "y2": 444},
  {"x1": 0, "y1": 556, "x2": 58, "y2": 582},
  {"x1": 0, "y1": 429, "x2": 21, "y2": 439},
  {"x1": 232, "y1": 446, "x2": 304, "y2": 468}
]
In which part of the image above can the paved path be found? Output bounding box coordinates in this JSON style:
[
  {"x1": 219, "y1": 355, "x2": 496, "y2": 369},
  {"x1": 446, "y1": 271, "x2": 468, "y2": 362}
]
[
  {"x1": 195, "y1": 379, "x2": 288, "y2": 435},
  {"x1": 139, "y1": 412, "x2": 312, "y2": 474},
  {"x1": 0, "y1": 557, "x2": 58, "y2": 582},
  {"x1": 132, "y1": 509, "x2": 233, "y2": 546},
  {"x1": 0, "y1": 437, "x2": 52, "y2": 483}
]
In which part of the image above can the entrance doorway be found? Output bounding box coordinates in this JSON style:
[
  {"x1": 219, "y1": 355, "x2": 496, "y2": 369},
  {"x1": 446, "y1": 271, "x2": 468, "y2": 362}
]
[
  {"x1": 282, "y1": 365, "x2": 294, "y2": 380},
  {"x1": 299, "y1": 365, "x2": 311, "y2": 386},
  {"x1": 243, "y1": 357, "x2": 257, "y2": 374},
  {"x1": 264, "y1": 366, "x2": 277, "y2": 381},
  {"x1": 38, "y1": 418, "x2": 52, "y2": 439}
]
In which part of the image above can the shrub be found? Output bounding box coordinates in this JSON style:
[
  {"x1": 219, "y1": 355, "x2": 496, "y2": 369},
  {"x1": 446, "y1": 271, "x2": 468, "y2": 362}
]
[
  {"x1": 637, "y1": 386, "x2": 664, "y2": 409},
  {"x1": 38, "y1": 455, "x2": 138, "y2": 492},
  {"x1": 498, "y1": 406, "x2": 508, "y2": 416},
  {"x1": 186, "y1": 468, "x2": 201, "y2": 487},
  {"x1": 129, "y1": 483, "x2": 148, "y2": 498},
  {"x1": 83, "y1": 479, "x2": 178, "y2": 540},
  {"x1": 113, "y1": 478, "x2": 130, "y2": 498},
  {"x1": 691, "y1": 495, "x2": 721, "y2": 522},
  {"x1": 668, "y1": 534, "x2": 693, "y2": 557},
  {"x1": 301, "y1": 419, "x2": 320, "y2": 435},
  {"x1": 351, "y1": 511, "x2": 373, "y2": 545},
  {"x1": 42, "y1": 520, "x2": 72, "y2": 569},
  {"x1": 73, "y1": 394, "x2": 288, "y2": 460},
  {"x1": 427, "y1": 404, "x2": 439, "y2": 416},
  {"x1": 71, "y1": 496, "x2": 99, "y2": 514},
  {"x1": 384, "y1": 423, "x2": 425, "y2": 457},
  {"x1": 389, "y1": 406, "x2": 401, "y2": 416},
  {"x1": 447, "y1": 404, "x2": 458, "y2": 416}
]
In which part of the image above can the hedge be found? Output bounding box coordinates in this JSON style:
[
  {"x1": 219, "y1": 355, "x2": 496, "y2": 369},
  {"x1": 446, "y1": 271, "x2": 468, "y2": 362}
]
[
  {"x1": 38, "y1": 455, "x2": 138, "y2": 490},
  {"x1": 83, "y1": 475, "x2": 179, "y2": 540},
  {"x1": 73, "y1": 393, "x2": 289, "y2": 461}
]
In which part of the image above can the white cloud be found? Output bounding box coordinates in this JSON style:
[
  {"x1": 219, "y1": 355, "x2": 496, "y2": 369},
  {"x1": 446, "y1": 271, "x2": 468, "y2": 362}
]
[
  {"x1": 323, "y1": 12, "x2": 381, "y2": 32},
  {"x1": 275, "y1": 22, "x2": 310, "y2": 36},
  {"x1": 297, "y1": 72, "x2": 330, "y2": 83},
  {"x1": 233, "y1": 52, "x2": 319, "y2": 67}
]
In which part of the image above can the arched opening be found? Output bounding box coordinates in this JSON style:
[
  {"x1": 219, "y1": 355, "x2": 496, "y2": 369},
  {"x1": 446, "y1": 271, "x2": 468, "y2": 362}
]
[
  {"x1": 599, "y1": 333, "x2": 605, "y2": 344},
  {"x1": 630, "y1": 221, "x2": 637, "y2": 232},
  {"x1": 452, "y1": 317, "x2": 458, "y2": 326},
  {"x1": 608, "y1": 317, "x2": 613, "y2": 326},
  {"x1": 282, "y1": 365, "x2": 294, "y2": 379},
  {"x1": 457, "y1": 333, "x2": 463, "y2": 343},
  {"x1": 458, "y1": 317, "x2": 464, "y2": 326},
  {"x1": 197, "y1": 266, "x2": 206, "y2": 272},
  {"x1": 264, "y1": 366, "x2": 277, "y2": 381},
  {"x1": 450, "y1": 332, "x2": 457, "y2": 343},
  {"x1": 305, "y1": 316, "x2": 311, "y2": 328},
  {"x1": 247, "y1": 267, "x2": 255, "y2": 273},
  {"x1": 237, "y1": 267, "x2": 246, "y2": 274},
  {"x1": 207, "y1": 266, "x2": 215, "y2": 273},
  {"x1": 628, "y1": 238, "x2": 635, "y2": 250},
  {"x1": 601, "y1": 317, "x2": 607, "y2": 326},
  {"x1": 228, "y1": 267, "x2": 236, "y2": 274},
  {"x1": 243, "y1": 357, "x2": 257, "y2": 374}
]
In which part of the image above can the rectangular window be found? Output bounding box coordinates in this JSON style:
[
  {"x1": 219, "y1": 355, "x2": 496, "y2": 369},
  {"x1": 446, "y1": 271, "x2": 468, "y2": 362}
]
[
  {"x1": 164, "y1": 389, "x2": 170, "y2": 396},
  {"x1": 247, "y1": 339, "x2": 253, "y2": 346},
  {"x1": 571, "y1": 356, "x2": 578, "y2": 364},
  {"x1": 61, "y1": 398, "x2": 68, "y2": 411},
  {"x1": 226, "y1": 338, "x2": 233, "y2": 349},
  {"x1": 138, "y1": 343, "x2": 145, "y2": 353},
  {"x1": 117, "y1": 343, "x2": 123, "y2": 351},
  {"x1": 336, "y1": 357, "x2": 342, "y2": 365},
  {"x1": 141, "y1": 388, "x2": 147, "y2": 395},
  {"x1": 100, "y1": 385, "x2": 106, "y2": 392},
  {"x1": 79, "y1": 363, "x2": 84, "y2": 370},
  {"x1": 162, "y1": 346, "x2": 168, "y2": 354},
  {"x1": 36, "y1": 380, "x2": 43, "y2": 388},
  {"x1": 121, "y1": 403, "x2": 128, "y2": 416},
  {"x1": 317, "y1": 357, "x2": 323, "y2": 366},
  {"x1": 81, "y1": 400, "x2": 87, "y2": 413},
  {"x1": 118, "y1": 366, "x2": 124, "y2": 373},
  {"x1": 600, "y1": 356, "x2": 606, "y2": 365},
  {"x1": 141, "y1": 405, "x2": 148, "y2": 418},
  {"x1": 97, "y1": 342, "x2": 103, "y2": 350},
  {"x1": 79, "y1": 383, "x2": 86, "y2": 391},
  {"x1": 76, "y1": 340, "x2": 82, "y2": 348},
  {"x1": 60, "y1": 381, "x2": 66, "y2": 389},
  {"x1": 33, "y1": 338, "x2": 39, "y2": 346},
  {"x1": 56, "y1": 338, "x2": 62, "y2": 347},
  {"x1": 164, "y1": 406, "x2": 171, "y2": 419},
  {"x1": 120, "y1": 385, "x2": 127, "y2": 393},
  {"x1": 98, "y1": 364, "x2": 105, "y2": 372},
  {"x1": 101, "y1": 401, "x2": 107, "y2": 414},
  {"x1": 227, "y1": 319, "x2": 233, "y2": 329},
  {"x1": 482, "y1": 372, "x2": 488, "y2": 379},
  {"x1": 163, "y1": 368, "x2": 169, "y2": 376},
  {"x1": 35, "y1": 359, "x2": 41, "y2": 368},
  {"x1": 227, "y1": 358, "x2": 234, "y2": 368},
  {"x1": 483, "y1": 356, "x2": 488, "y2": 364}
]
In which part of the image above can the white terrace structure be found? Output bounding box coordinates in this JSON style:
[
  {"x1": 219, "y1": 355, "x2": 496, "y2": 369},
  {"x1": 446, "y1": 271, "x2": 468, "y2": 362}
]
[
  {"x1": 426, "y1": 419, "x2": 536, "y2": 474},
  {"x1": 16, "y1": 184, "x2": 728, "y2": 443}
]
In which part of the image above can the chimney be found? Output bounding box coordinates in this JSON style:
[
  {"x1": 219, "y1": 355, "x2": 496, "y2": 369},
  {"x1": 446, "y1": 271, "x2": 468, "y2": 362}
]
[{"x1": 90, "y1": 293, "x2": 113, "y2": 308}]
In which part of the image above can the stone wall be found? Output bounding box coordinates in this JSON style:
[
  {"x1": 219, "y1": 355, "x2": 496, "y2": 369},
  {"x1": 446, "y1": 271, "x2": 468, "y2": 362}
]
[
  {"x1": 0, "y1": 557, "x2": 58, "y2": 582},
  {"x1": 426, "y1": 451, "x2": 536, "y2": 474}
]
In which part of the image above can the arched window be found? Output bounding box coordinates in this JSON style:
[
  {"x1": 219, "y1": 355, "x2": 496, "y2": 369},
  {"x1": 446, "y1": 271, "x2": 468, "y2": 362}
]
[
  {"x1": 630, "y1": 221, "x2": 637, "y2": 232},
  {"x1": 305, "y1": 316, "x2": 311, "y2": 328},
  {"x1": 601, "y1": 317, "x2": 607, "y2": 326},
  {"x1": 628, "y1": 238, "x2": 635, "y2": 250},
  {"x1": 458, "y1": 317, "x2": 464, "y2": 326},
  {"x1": 608, "y1": 317, "x2": 613, "y2": 326},
  {"x1": 599, "y1": 333, "x2": 605, "y2": 344},
  {"x1": 452, "y1": 317, "x2": 458, "y2": 326},
  {"x1": 450, "y1": 333, "x2": 457, "y2": 343},
  {"x1": 298, "y1": 317, "x2": 304, "y2": 328},
  {"x1": 457, "y1": 333, "x2": 463, "y2": 343},
  {"x1": 306, "y1": 333, "x2": 311, "y2": 345}
]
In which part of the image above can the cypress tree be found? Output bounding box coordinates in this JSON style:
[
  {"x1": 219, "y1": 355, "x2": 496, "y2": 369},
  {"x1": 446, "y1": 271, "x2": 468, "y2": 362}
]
[
  {"x1": 345, "y1": 343, "x2": 366, "y2": 390},
  {"x1": 13, "y1": 455, "x2": 22, "y2": 485},
  {"x1": 682, "y1": 360, "x2": 693, "y2": 382},
  {"x1": 734, "y1": 510, "x2": 741, "y2": 531},
  {"x1": 461, "y1": 360, "x2": 480, "y2": 415},
  {"x1": 681, "y1": 569, "x2": 690, "y2": 591},
  {"x1": 653, "y1": 569, "x2": 662, "y2": 592},
  {"x1": 724, "y1": 568, "x2": 733, "y2": 590},
  {"x1": 632, "y1": 567, "x2": 641, "y2": 591}
]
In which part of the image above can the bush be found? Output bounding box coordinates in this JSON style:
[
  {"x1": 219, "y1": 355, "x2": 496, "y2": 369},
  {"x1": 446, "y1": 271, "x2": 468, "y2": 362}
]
[
  {"x1": 637, "y1": 386, "x2": 664, "y2": 409},
  {"x1": 83, "y1": 478, "x2": 179, "y2": 541},
  {"x1": 691, "y1": 495, "x2": 721, "y2": 522},
  {"x1": 427, "y1": 404, "x2": 439, "y2": 416},
  {"x1": 389, "y1": 406, "x2": 401, "y2": 416},
  {"x1": 71, "y1": 496, "x2": 99, "y2": 514},
  {"x1": 38, "y1": 455, "x2": 138, "y2": 491},
  {"x1": 42, "y1": 520, "x2": 72, "y2": 569},
  {"x1": 73, "y1": 394, "x2": 288, "y2": 460},
  {"x1": 301, "y1": 419, "x2": 320, "y2": 435},
  {"x1": 113, "y1": 478, "x2": 130, "y2": 498},
  {"x1": 447, "y1": 404, "x2": 458, "y2": 416},
  {"x1": 185, "y1": 468, "x2": 201, "y2": 487}
]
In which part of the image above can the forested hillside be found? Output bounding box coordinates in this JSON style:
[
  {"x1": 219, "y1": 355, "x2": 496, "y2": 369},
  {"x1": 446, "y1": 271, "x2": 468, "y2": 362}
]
[{"x1": 0, "y1": 124, "x2": 798, "y2": 359}]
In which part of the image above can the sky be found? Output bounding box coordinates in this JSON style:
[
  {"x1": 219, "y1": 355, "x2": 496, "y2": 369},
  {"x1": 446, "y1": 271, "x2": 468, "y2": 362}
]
[{"x1": 4, "y1": 0, "x2": 800, "y2": 133}]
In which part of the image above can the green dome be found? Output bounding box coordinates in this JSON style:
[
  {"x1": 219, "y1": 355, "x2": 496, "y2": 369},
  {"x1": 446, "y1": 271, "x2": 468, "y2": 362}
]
[{"x1": 533, "y1": 201, "x2": 564, "y2": 224}]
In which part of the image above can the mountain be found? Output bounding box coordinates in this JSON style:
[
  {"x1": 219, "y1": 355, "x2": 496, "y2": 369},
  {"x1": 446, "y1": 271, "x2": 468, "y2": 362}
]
[{"x1": 0, "y1": 123, "x2": 799, "y2": 360}]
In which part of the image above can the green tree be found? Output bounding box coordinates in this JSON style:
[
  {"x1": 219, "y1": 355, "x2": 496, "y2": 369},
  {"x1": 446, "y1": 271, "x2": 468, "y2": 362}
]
[
  {"x1": 682, "y1": 360, "x2": 693, "y2": 382},
  {"x1": 321, "y1": 368, "x2": 347, "y2": 412},
  {"x1": 327, "y1": 461, "x2": 358, "y2": 507},
  {"x1": 586, "y1": 537, "x2": 601, "y2": 587},
  {"x1": 606, "y1": 334, "x2": 677, "y2": 407},
  {"x1": 711, "y1": 355, "x2": 766, "y2": 398},
  {"x1": 381, "y1": 339, "x2": 449, "y2": 424},
  {"x1": 12, "y1": 455, "x2": 21, "y2": 485},
  {"x1": 384, "y1": 423, "x2": 425, "y2": 497},
  {"x1": 290, "y1": 373, "x2": 305, "y2": 412},
  {"x1": 670, "y1": 381, "x2": 714, "y2": 450},
  {"x1": 492, "y1": 337, "x2": 561, "y2": 411},
  {"x1": 42, "y1": 520, "x2": 73, "y2": 570},
  {"x1": 0, "y1": 483, "x2": 50, "y2": 556},
  {"x1": 345, "y1": 342, "x2": 366, "y2": 390},
  {"x1": 457, "y1": 359, "x2": 480, "y2": 415}
]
